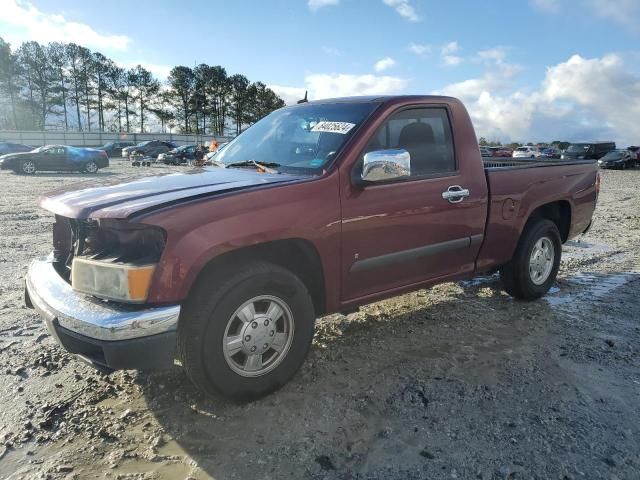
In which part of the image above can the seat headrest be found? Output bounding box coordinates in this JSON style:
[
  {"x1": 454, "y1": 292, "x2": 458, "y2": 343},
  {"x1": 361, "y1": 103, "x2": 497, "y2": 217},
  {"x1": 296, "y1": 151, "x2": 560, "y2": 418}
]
[{"x1": 398, "y1": 122, "x2": 435, "y2": 147}]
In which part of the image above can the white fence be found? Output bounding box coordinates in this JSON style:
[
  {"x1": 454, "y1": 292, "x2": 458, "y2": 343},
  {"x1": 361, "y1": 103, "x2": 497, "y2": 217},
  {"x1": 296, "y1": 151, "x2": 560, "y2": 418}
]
[{"x1": 0, "y1": 130, "x2": 233, "y2": 148}]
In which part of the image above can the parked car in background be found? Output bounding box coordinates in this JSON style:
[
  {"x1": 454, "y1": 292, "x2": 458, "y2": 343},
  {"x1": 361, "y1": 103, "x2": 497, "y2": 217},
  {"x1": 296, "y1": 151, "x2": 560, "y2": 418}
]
[
  {"x1": 562, "y1": 142, "x2": 615, "y2": 160},
  {"x1": 122, "y1": 141, "x2": 177, "y2": 159},
  {"x1": 96, "y1": 141, "x2": 135, "y2": 157},
  {"x1": 598, "y1": 150, "x2": 634, "y2": 169},
  {"x1": 493, "y1": 147, "x2": 513, "y2": 158},
  {"x1": 25, "y1": 95, "x2": 598, "y2": 400},
  {"x1": 0, "y1": 145, "x2": 108, "y2": 174},
  {"x1": 0, "y1": 142, "x2": 33, "y2": 155},
  {"x1": 124, "y1": 140, "x2": 179, "y2": 159},
  {"x1": 540, "y1": 147, "x2": 561, "y2": 159},
  {"x1": 122, "y1": 143, "x2": 143, "y2": 158},
  {"x1": 158, "y1": 145, "x2": 197, "y2": 165},
  {"x1": 513, "y1": 146, "x2": 542, "y2": 158},
  {"x1": 480, "y1": 147, "x2": 491, "y2": 157},
  {"x1": 627, "y1": 146, "x2": 639, "y2": 166}
]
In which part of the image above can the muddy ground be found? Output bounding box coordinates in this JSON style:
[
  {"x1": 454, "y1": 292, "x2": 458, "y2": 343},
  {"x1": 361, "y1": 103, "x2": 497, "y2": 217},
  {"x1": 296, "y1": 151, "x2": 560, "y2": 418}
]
[{"x1": 0, "y1": 161, "x2": 639, "y2": 480}]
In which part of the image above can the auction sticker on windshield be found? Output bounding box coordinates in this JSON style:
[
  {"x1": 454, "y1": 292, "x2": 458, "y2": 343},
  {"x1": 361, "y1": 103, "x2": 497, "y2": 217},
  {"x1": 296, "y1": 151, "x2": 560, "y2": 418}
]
[{"x1": 311, "y1": 121, "x2": 356, "y2": 134}]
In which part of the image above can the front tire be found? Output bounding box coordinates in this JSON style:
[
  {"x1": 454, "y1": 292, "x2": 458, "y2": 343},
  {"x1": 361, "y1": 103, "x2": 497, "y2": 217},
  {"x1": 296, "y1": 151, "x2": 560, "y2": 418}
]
[
  {"x1": 83, "y1": 160, "x2": 99, "y2": 173},
  {"x1": 19, "y1": 160, "x2": 36, "y2": 175},
  {"x1": 500, "y1": 218, "x2": 561, "y2": 300},
  {"x1": 178, "y1": 262, "x2": 315, "y2": 400}
]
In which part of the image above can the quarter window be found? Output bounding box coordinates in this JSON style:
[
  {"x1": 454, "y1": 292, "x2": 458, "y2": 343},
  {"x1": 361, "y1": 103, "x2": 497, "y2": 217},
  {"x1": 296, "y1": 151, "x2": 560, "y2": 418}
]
[{"x1": 365, "y1": 107, "x2": 455, "y2": 177}]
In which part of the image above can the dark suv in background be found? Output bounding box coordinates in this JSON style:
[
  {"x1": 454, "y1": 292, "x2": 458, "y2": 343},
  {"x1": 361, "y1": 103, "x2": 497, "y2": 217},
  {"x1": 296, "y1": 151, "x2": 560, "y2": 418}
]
[
  {"x1": 126, "y1": 140, "x2": 178, "y2": 159},
  {"x1": 562, "y1": 141, "x2": 615, "y2": 160},
  {"x1": 96, "y1": 141, "x2": 135, "y2": 157}
]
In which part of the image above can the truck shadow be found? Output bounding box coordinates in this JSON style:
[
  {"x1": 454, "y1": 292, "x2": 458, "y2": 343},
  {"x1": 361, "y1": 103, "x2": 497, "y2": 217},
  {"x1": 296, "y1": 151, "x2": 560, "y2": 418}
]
[{"x1": 138, "y1": 276, "x2": 578, "y2": 479}]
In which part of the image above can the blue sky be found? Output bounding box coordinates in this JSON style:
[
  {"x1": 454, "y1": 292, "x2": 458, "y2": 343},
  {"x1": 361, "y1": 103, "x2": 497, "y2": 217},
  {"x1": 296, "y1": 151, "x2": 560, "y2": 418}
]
[{"x1": 2, "y1": 0, "x2": 639, "y2": 144}]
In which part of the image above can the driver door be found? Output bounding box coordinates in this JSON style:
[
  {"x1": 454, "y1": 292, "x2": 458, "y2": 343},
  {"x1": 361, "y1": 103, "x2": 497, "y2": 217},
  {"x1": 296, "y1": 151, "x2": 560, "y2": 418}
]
[
  {"x1": 339, "y1": 106, "x2": 487, "y2": 302},
  {"x1": 41, "y1": 147, "x2": 66, "y2": 171}
]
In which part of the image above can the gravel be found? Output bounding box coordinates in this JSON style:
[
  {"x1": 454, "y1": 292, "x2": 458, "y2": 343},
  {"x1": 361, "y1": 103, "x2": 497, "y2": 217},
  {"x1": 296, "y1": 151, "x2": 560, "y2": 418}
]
[{"x1": 0, "y1": 161, "x2": 639, "y2": 479}]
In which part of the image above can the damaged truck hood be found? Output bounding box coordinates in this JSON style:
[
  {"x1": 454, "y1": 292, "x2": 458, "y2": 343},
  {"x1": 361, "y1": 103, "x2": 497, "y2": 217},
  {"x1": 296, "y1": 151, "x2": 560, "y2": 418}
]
[{"x1": 39, "y1": 167, "x2": 307, "y2": 219}]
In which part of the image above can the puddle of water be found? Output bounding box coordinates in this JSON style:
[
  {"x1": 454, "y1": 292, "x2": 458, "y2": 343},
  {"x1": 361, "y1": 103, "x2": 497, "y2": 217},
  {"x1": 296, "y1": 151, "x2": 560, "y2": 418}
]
[
  {"x1": 458, "y1": 273, "x2": 499, "y2": 288},
  {"x1": 545, "y1": 271, "x2": 639, "y2": 307}
]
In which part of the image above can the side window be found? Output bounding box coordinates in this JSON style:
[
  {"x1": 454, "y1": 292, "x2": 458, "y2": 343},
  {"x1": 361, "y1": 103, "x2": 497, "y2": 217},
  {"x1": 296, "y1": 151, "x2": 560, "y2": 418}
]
[{"x1": 364, "y1": 107, "x2": 455, "y2": 177}]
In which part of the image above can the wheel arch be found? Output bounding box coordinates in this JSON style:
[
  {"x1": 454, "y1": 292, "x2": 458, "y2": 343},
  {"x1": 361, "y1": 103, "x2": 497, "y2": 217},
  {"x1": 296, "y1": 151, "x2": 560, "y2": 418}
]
[
  {"x1": 525, "y1": 200, "x2": 572, "y2": 243},
  {"x1": 187, "y1": 238, "x2": 327, "y2": 317}
]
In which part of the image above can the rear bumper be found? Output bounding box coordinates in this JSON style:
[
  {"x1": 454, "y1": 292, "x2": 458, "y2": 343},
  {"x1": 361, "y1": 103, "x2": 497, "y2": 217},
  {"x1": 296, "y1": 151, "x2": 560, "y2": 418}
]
[{"x1": 25, "y1": 256, "x2": 179, "y2": 370}]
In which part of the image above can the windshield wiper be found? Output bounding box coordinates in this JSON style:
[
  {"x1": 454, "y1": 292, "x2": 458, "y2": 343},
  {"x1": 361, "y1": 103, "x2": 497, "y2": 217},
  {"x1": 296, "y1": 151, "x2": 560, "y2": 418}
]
[{"x1": 225, "y1": 160, "x2": 281, "y2": 173}]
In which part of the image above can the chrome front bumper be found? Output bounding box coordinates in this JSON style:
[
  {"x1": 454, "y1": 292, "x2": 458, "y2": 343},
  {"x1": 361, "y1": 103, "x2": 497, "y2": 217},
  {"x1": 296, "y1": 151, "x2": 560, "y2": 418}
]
[{"x1": 25, "y1": 256, "x2": 180, "y2": 342}]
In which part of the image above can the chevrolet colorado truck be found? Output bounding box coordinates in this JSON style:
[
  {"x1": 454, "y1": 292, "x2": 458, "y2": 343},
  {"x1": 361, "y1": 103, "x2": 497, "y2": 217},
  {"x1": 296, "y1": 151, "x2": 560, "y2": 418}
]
[{"x1": 25, "y1": 96, "x2": 599, "y2": 399}]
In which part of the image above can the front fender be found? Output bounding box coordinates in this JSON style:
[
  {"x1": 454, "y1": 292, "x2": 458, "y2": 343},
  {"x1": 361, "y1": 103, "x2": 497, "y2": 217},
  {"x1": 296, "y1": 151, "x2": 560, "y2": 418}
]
[{"x1": 141, "y1": 174, "x2": 342, "y2": 306}]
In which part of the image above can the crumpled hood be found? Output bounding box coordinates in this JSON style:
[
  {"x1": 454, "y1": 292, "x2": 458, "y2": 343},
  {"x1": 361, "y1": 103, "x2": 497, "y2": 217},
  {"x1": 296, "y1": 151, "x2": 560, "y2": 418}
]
[{"x1": 39, "y1": 167, "x2": 306, "y2": 219}]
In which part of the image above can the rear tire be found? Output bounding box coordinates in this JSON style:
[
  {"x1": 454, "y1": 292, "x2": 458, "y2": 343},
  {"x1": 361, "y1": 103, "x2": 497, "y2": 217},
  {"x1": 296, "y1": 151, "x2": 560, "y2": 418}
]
[
  {"x1": 500, "y1": 218, "x2": 561, "y2": 300},
  {"x1": 178, "y1": 261, "x2": 315, "y2": 400}
]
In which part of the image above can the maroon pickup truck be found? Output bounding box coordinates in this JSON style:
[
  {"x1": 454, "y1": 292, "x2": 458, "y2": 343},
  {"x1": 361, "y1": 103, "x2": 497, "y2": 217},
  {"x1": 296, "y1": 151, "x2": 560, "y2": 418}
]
[{"x1": 25, "y1": 96, "x2": 598, "y2": 399}]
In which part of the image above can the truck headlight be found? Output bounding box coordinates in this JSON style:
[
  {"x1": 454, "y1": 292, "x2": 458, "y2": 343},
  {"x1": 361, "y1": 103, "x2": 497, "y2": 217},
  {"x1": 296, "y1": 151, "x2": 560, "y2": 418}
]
[{"x1": 71, "y1": 258, "x2": 156, "y2": 303}]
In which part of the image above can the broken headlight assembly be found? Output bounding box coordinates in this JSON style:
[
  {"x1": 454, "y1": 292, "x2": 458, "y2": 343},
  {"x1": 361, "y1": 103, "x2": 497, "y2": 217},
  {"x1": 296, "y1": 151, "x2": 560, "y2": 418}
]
[{"x1": 63, "y1": 219, "x2": 166, "y2": 304}]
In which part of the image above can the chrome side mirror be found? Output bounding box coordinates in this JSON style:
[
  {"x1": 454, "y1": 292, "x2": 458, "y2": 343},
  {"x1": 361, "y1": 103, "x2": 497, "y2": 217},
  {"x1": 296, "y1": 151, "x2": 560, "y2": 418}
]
[{"x1": 361, "y1": 149, "x2": 411, "y2": 183}]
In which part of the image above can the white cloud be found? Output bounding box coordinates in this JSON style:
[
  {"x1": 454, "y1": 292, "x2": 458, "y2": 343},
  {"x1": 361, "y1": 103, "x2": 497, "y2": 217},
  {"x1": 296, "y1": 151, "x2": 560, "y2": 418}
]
[
  {"x1": 308, "y1": 0, "x2": 340, "y2": 11},
  {"x1": 477, "y1": 47, "x2": 508, "y2": 64},
  {"x1": 374, "y1": 57, "x2": 396, "y2": 72},
  {"x1": 270, "y1": 73, "x2": 408, "y2": 104},
  {"x1": 321, "y1": 46, "x2": 342, "y2": 56},
  {"x1": 443, "y1": 55, "x2": 463, "y2": 66},
  {"x1": 541, "y1": 54, "x2": 640, "y2": 142},
  {"x1": 307, "y1": 73, "x2": 408, "y2": 99},
  {"x1": 441, "y1": 41, "x2": 463, "y2": 66},
  {"x1": 1, "y1": 0, "x2": 130, "y2": 50},
  {"x1": 436, "y1": 51, "x2": 640, "y2": 146},
  {"x1": 585, "y1": 0, "x2": 640, "y2": 28},
  {"x1": 530, "y1": 0, "x2": 561, "y2": 13},
  {"x1": 268, "y1": 84, "x2": 308, "y2": 105},
  {"x1": 382, "y1": 0, "x2": 420, "y2": 22},
  {"x1": 442, "y1": 41, "x2": 460, "y2": 56},
  {"x1": 408, "y1": 43, "x2": 431, "y2": 56}
]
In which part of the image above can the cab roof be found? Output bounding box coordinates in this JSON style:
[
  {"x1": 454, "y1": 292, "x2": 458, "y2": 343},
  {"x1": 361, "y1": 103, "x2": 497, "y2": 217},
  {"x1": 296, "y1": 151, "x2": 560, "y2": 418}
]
[{"x1": 297, "y1": 95, "x2": 459, "y2": 105}]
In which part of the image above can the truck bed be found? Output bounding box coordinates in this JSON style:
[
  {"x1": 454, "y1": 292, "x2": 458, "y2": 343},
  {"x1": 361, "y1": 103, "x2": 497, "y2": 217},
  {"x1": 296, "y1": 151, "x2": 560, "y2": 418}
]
[{"x1": 475, "y1": 158, "x2": 598, "y2": 272}]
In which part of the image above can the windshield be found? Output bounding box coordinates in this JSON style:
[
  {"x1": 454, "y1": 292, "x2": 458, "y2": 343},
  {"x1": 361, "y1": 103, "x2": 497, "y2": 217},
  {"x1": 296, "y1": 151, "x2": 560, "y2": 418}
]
[
  {"x1": 137, "y1": 141, "x2": 152, "y2": 147},
  {"x1": 602, "y1": 151, "x2": 623, "y2": 159},
  {"x1": 516, "y1": 147, "x2": 529, "y2": 152},
  {"x1": 567, "y1": 143, "x2": 589, "y2": 153},
  {"x1": 216, "y1": 102, "x2": 379, "y2": 173}
]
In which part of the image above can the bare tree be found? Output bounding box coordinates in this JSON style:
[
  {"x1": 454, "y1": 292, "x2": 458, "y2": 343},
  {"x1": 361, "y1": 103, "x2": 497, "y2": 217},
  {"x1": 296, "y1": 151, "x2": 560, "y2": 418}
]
[
  {"x1": 0, "y1": 37, "x2": 21, "y2": 129},
  {"x1": 47, "y1": 42, "x2": 69, "y2": 130},
  {"x1": 167, "y1": 66, "x2": 195, "y2": 133},
  {"x1": 65, "y1": 43, "x2": 85, "y2": 130},
  {"x1": 17, "y1": 41, "x2": 60, "y2": 130},
  {"x1": 130, "y1": 65, "x2": 159, "y2": 133},
  {"x1": 229, "y1": 74, "x2": 249, "y2": 135}
]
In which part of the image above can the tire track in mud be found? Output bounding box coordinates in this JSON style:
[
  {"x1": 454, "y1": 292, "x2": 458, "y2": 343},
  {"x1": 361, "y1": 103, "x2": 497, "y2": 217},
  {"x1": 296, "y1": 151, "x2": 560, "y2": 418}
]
[{"x1": 547, "y1": 242, "x2": 640, "y2": 313}]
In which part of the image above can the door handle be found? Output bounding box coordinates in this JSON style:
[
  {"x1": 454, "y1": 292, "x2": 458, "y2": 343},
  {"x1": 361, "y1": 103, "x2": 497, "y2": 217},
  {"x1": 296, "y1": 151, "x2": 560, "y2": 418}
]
[{"x1": 442, "y1": 185, "x2": 470, "y2": 203}]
